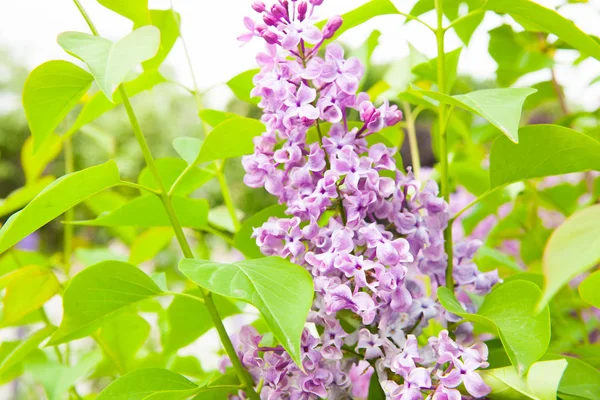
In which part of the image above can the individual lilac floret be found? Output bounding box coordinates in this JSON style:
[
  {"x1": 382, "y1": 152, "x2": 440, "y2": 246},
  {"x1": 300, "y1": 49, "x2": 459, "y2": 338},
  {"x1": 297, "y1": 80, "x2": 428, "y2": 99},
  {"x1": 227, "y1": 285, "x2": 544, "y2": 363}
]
[{"x1": 234, "y1": 1, "x2": 496, "y2": 398}]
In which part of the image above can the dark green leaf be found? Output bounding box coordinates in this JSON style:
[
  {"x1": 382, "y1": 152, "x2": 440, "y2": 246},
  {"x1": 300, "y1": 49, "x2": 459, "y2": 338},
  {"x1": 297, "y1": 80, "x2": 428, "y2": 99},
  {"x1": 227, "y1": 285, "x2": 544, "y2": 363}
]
[{"x1": 489, "y1": 125, "x2": 600, "y2": 188}]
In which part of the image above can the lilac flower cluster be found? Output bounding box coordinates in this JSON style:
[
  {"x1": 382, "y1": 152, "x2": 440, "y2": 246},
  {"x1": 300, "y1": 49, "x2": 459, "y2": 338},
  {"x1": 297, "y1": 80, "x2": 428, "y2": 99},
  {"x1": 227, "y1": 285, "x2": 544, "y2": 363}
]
[{"x1": 236, "y1": 1, "x2": 497, "y2": 398}]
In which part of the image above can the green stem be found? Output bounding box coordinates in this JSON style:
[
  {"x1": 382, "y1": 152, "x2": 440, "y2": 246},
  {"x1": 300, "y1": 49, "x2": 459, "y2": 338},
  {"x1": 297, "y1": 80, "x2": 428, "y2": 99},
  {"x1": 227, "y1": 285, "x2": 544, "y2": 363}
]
[
  {"x1": 444, "y1": 8, "x2": 485, "y2": 32},
  {"x1": 63, "y1": 137, "x2": 74, "y2": 276},
  {"x1": 165, "y1": 291, "x2": 205, "y2": 304},
  {"x1": 71, "y1": 2, "x2": 259, "y2": 397},
  {"x1": 120, "y1": 180, "x2": 161, "y2": 195},
  {"x1": 402, "y1": 102, "x2": 421, "y2": 180},
  {"x1": 434, "y1": 0, "x2": 454, "y2": 291},
  {"x1": 396, "y1": 10, "x2": 436, "y2": 32}
]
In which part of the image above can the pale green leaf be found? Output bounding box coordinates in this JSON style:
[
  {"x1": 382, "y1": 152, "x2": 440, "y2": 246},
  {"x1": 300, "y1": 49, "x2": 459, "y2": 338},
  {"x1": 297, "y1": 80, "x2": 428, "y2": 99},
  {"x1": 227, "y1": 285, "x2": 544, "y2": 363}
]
[
  {"x1": 489, "y1": 125, "x2": 600, "y2": 188},
  {"x1": 135, "y1": 10, "x2": 180, "y2": 70},
  {"x1": 0, "y1": 176, "x2": 54, "y2": 218},
  {"x1": 480, "y1": 359, "x2": 568, "y2": 400},
  {"x1": 57, "y1": 26, "x2": 160, "y2": 100},
  {"x1": 413, "y1": 87, "x2": 536, "y2": 143},
  {"x1": 438, "y1": 280, "x2": 550, "y2": 374},
  {"x1": 196, "y1": 117, "x2": 265, "y2": 164},
  {"x1": 96, "y1": 311, "x2": 150, "y2": 373},
  {"x1": 22, "y1": 60, "x2": 93, "y2": 149},
  {"x1": 539, "y1": 204, "x2": 600, "y2": 309},
  {"x1": 97, "y1": 0, "x2": 150, "y2": 25},
  {"x1": 137, "y1": 158, "x2": 215, "y2": 195},
  {"x1": 227, "y1": 69, "x2": 259, "y2": 105},
  {"x1": 172, "y1": 137, "x2": 203, "y2": 165},
  {"x1": 72, "y1": 194, "x2": 209, "y2": 229},
  {"x1": 97, "y1": 368, "x2": 199, "y2": 400},
  {"x1": 0, "y1": 325, "x2": 55, "y2": 376},
  {"x1": 579, "y1": 271, "x2": 600, "y2": 308},
  {"x1": 21, "y1": 134, "x2": 63, "y2": 183},
  {"x1": 129, "y1": 227, "x2": 174, "y2": 265},
  {"x1": 49, "y1": 261, "x2": 162, "y2": 345},
  {"x1": 199, "y1": 109, "x2": 240, "y2": 127},
  {"x1": 0, "y1": 160, "x2": 121, "y2": 255},
  {"x1": 179, "y1": 256, "x2": 314, "y2": 367},
  {"x1": 0, "y1": 265, "x2": 60, "y2": 326}
]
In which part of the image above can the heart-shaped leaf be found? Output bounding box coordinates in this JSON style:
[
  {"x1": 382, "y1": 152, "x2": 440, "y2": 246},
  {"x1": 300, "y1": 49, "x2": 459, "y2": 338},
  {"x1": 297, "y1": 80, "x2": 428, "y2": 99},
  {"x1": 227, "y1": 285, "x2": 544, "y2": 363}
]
[
  {"x1": 22, "y1": 60, "x2": 93, "y2": 149},
  {"x1": 539, "y1": 204, "x2": 600, "y2": 309},
  {"x1": 438, "y1": 280, "x2": 550, "y2": 375},
  {"x1": 0, "y1": 161, "x2": 121, "y2": 255},
  {"x1": 412, "y1": 87, "x2": 536, "y2": 143},
  {"x1": 57, "y1": 26, "x2": 160, "y2": 101},
  {"x1": 49, "y1": 261, "x2": 162, "y2": 345},
  {"x1": 490, "y1": 125, "x2": 600, "y2": 188},
  {"x1": 179, "y1": 256, "x2": 314, "y2": 367}
]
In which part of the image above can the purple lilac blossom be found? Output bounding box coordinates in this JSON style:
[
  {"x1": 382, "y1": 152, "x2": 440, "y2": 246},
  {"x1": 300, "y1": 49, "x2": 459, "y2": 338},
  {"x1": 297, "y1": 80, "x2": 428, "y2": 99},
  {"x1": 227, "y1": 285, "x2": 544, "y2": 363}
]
[{"x1": 234, "y1": 1, "x2": 497, "y2": 398}]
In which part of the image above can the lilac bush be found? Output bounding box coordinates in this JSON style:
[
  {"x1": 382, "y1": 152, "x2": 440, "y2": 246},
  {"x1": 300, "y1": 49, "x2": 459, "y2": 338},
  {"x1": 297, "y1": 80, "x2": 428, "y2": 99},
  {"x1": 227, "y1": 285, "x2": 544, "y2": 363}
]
[{"x1": 234, "y1": 1, "x2": 498, "y2": 398}]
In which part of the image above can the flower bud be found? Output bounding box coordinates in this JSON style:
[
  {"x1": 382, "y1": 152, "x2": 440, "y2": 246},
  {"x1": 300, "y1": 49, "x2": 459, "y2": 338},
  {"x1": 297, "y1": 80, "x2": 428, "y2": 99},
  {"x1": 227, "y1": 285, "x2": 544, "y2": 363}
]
[
  {"x1": 261, "y1": 30, "x2": 280, "y2": 45},
  {"x1": 298, "y1": 2, "x2": 308, "y2": 21},
  {"x1": 263, "y1": 13, "x2": 278, "y2": 26},
  {"x1": 251, "y1": 0, "x2": 266, "y2": 13},
  {"x1": 310, "y1": 0, "x2": 324, "y2": 5},
  {"x1": 322, "y1": 15, "x2": 343, "y2": 39}
]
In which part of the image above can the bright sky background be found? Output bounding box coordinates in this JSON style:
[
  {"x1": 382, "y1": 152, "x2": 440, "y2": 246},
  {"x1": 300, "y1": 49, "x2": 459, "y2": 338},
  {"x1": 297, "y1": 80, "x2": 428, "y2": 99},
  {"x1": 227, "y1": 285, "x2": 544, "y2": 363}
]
[{"x1": 1, "y1": 0, "x2": 600, "y2": 110}]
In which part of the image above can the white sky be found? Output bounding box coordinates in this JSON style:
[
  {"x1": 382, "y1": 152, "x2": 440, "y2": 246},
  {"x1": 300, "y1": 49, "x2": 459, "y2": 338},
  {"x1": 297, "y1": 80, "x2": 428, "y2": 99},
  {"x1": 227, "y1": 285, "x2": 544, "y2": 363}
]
[{"x1": 0, "y1": 0, "x2": 600, "y2": 110}]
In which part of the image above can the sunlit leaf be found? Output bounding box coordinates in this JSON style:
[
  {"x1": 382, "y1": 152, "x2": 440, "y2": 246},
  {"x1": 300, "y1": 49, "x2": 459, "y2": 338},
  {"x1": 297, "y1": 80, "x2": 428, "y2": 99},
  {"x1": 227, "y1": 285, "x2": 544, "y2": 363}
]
[
  {"x1": 136, "y1": 10, "x2": 180, "y2": 70},
  {"x1": 97, "y1": 0, "x2": 150, "y2": 25},
  {"x1": 129, "y1": 227, "x2": 173, "y2": 265},
  {"x1": 22, "y1": 60, "x2": 93, "y2": 149},
  {"x1": 49, "y1": 261, "x2": 162, "y2": 345},
  {"x1": 58, "y1": 26, "x2": 160, "y2": 100},
  {"x1": 412, "y1": 47, "x2": 462, "y2": 93},
  {"x1": 196, "y1": 117, "x2": 265, "y2": 164},
  {"x1": 0, "y1": 176, "x2": 54, "y2": 218},
  {"x1": 97, "y1": 368, "x2": 200, "y2": 400},
  {"x1": 579, "y1": 271, "x2": 600, "y2": 308},
  {"x1": 0, "y1": 325, "x2": 55, "y2": 377},
  {"x1": 227, "y1": 69, "x2": 259, "y2": 105},
  {"x1": 0, "y1": 161, "x2": 121, "y2": 255},
  {"x1": 137, "y1": 158, "x2": 215, "y2": 195},
  {"x1": 234, "y1": 204, "x2": 287, "y2": 259},
  {"x1": 539, "y1": 204, "x2": 600, "y2": 309},
  {"x1": 179, "y1": 256, "x2": 314, "y2": 367}
]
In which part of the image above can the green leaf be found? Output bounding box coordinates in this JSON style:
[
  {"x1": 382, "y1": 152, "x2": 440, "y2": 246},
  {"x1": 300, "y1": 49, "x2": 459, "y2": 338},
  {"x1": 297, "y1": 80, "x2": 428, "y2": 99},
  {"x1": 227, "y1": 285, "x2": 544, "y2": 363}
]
[
  {"x1": 72, "y1": 194, "x2": 209, "y2": 229},
  {"x1": 227, "y1": 69, "x2": 259, "y2": 105},
  {"x1": 539, "y1": 204, "x2": 600, "y2": 309},
  {"x1": 29, "y1": 351, "x2": 102, "y2": 400},
  {"x1": 413, "y1": 87, "x2": 536, "y2": 143},
  {"x1": 579, "y1": 271, "x2": 600, "y2": 308},
  {"x1": 49, "y1": 261, "x2": 162, "y2": 345},
  {"x1": 172, "y1": 137, "x2": 203, "y2": 165},
  {"x1": 485, "y1": 0, "x2": 600, "y2": 61},
  {"x1": 179, "y1": 256, "x2": 314, "y2": 367},
  {"x1": 21, "y1": 134, "x2": 63, "y2": 183},
  {"x1": 199, "y1": 109, "x2": 240, "y2": 127},
  {"x1": 95, "y1": 311, "x2": 150, "y2": 373},
  {"x1": 0, "y1": 250, "x2": 48, "y2": 278},
  {"x1": 0, "y1": 265, "x2": 60, "y2": 326},
  {"x1": 57, "y1": 26, "x2": 160, "y2": 100},
  {"x1": 165, "y1": 290, "x2": 240, "y2": 352},
  {"x1": 138, "y1": 158, "x2": 215, "y2": 195},
  {"x1": 0, "y1": 176, "x2": 54, "y2": 218},
  {"x1": 97, "y1": 0, "x2": 150, "y2": 25},
  {"x1": 0, "y1": 160, "x2": 121, "y2": 255},
  {"x1": 136, "y1": 10, "x2": 180, "y2": 70},
  {"x1": 316, "y1": 0, "x2": 399, "y2": 41},
  {"x1": 0, "y1": 325, "x2": 55, "y2": 376},
  {"x1": 129, "y1": 227, "x2": 173, "y2": 265},
  {"x1": 480, "y1": 359, "x2": 568, "y2": 400},
  {"x1": 549, "y1": 355, "x2": 600, "y2": 400},
  {"x1": 438, "y1": 280, "x2": 550, "y2": 374},
  {"x1": 451, "y1": 2, "x2": 485, "y2": 46},
  {"x1": 489, "y1": 125, "x2": 600, "y2": 188},
  {"x1": 368, "y1": 369, "x2": 386, "y2": 400},
  {"x1": 97, "y1": 368, "x2": 199, "y2": 400},
  {"x1": 22, "y1": 61, "x2": 93, "y2": 149},
  {"x1": 488, "y1": 25, "x2": 553, "y2": 86},
  {"x1": 196, "y1": 117, "x2": 265, "y2": 164},
  {"x1": 67, "y1": 70, "x2": 166, "y2": 135},
  {"x1": 234, "y1": 204, "x2": 288, "y2": 259},
  {"x1": 412, "y1": 47, "x2": 462, "y2": 93}
]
